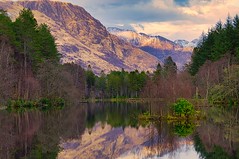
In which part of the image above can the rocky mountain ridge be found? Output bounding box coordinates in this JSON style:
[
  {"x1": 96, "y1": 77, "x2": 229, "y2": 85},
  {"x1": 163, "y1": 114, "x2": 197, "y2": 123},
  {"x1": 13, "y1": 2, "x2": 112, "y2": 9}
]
[
  {"x1": 0, "y1": 0, "x2": 159, "y2": 74},
  {"x1": 108, "y1": 27, "x2": 193, "y2": 69},
  {"x1": 174, "y1": 39, "x2": 198, "y2": 48}
]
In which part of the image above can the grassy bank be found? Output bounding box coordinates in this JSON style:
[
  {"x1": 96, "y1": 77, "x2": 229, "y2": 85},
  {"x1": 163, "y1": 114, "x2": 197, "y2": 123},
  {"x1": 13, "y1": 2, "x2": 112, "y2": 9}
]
[{"x1": 80, "y1": 98, "x2": 165, "y2": 103}]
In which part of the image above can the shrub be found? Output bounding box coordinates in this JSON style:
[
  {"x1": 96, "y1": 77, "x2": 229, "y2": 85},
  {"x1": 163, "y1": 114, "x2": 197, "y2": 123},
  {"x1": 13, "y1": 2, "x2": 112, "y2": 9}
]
[
  {"x1": 7, "y1": 97, "x2": 65, "y2": 112},
  {"x1": 172, "y1": 98, "x2": 195, "y2": 117}
]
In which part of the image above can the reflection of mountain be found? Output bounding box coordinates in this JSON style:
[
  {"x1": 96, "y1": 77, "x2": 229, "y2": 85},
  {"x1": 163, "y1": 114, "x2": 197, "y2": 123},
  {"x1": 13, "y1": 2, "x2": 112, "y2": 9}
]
[
  {"x1": 119, "y1": 143, "x2": 197, "y2": 159},
  {"x1": 58, "y1": 122, "x2": 198, "y2": 159},
  {"x1": 58, "y1": 102, "x2": 199, "y2": 159}
]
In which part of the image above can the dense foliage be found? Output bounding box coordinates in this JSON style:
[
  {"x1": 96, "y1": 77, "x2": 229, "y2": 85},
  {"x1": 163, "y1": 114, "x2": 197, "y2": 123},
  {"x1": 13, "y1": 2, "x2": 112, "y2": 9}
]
[
  {"x1": 84, "y1": 56, "x2": 195, "y2": 100},
  {"x1": 0, "y1": 9, "x2": 85, "y2": 105},
  {"x1": 172, "y1": 98, "x2": 195, "y2": 117},
  {"x1": 209, "y1": 65, "x2": 239, "y2": 104},
  {"x1": 86, "y1": 68, "x2": 148, "y2": 98},
  {"x1": 189, "y1": 15, "x2": 239, "y2": 76}
]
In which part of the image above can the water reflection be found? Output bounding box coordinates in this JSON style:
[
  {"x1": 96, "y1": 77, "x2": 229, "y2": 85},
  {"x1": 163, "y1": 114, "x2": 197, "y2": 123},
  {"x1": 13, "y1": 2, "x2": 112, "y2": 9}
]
[
  {"x1": 58, "y1": 102, "x2": 199, "y2": 159},
  {"x1": 195, "y1": 107, "x2": 239, "y2": 159},
  {"x1": 1, "y1": 102, "x2": 237, "y2": 158},
  {"x1": 85, "y1": 102, "x2": 148, "y2": 130},
  {"x1": 0, "y1": 105, "x2": 86, "y2": 159}
]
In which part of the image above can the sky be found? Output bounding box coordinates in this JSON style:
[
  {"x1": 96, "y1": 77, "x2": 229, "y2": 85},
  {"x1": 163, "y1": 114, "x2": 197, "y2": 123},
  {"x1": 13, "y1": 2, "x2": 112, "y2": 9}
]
[{"x1": 64, "y1": 0, "x2": 239, "y2": 41}]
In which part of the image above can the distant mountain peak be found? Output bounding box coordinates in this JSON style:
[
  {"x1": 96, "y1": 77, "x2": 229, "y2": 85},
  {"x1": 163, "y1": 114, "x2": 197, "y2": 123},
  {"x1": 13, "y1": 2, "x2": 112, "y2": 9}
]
[
  {"x1": 174, "y1": 39, "x2": 189, "y2": 47},
  {"x1": 174, "y1": 39, "x2": 198, "y2": 48},
  {"x1": 1, "y1": 0, "x2": 159, "y2": 74},
  {"x1": 108, "y1": 27, "x2": 193, "y2": 70}
]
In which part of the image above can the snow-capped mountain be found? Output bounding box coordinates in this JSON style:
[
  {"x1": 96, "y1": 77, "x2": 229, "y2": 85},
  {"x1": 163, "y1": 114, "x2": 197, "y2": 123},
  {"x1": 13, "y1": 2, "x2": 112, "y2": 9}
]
[
  {"x1": 174, "y1": 39, "x2": 198, "y2": 48},
  {"x1": 174, "y1": 40, "x2": 189, "y2": 47},
  {"x1": 108, "y1": 27, "x2": 193, "y2": 70},
  {"x1": 108, "y1": 27, "x2": 181, "y2": 51},
  {"x1": 190, "y1": 39, "x2": 199, "y2": 47}
]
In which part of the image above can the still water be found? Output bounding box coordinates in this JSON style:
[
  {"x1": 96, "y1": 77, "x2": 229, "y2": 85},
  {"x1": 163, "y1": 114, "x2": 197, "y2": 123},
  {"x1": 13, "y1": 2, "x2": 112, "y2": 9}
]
[{"x1": 0, "y1": 102, "x2": 236, "y2": 159}]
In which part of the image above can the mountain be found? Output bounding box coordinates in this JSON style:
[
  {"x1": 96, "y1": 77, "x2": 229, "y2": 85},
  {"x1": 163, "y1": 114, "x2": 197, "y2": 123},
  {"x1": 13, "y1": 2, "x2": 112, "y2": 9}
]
[
  {"x1": 0, "y1": 0, "x2": 159, "y2": 74},
  {"x1": 108, "y1": 27, "x2": 193, "y2": 69},
  {"x1": 174, "y1": 40, "x2": 189, "y2": 47},
  {"x1": 174, "y1": 39, "x2": 198, "y2": 48}
]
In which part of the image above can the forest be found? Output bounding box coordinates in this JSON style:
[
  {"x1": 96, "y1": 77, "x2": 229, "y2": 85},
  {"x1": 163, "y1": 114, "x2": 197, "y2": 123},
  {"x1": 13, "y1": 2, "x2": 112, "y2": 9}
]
[
  {"x1": 1, "y1": 8, "x2": 239, "y2": 108},
  {"x1": 189, "y1": 15, "x2": 239, "y2": 104},
  {"x1": 0, "y1": 8, "x2": 86, "y2": 107},
  {"x1": 86, "y1": 14, "x2": 239, "y2": 104},
  {"x1": 0, "y1": 8, "x2": 192, "y2": 108}
]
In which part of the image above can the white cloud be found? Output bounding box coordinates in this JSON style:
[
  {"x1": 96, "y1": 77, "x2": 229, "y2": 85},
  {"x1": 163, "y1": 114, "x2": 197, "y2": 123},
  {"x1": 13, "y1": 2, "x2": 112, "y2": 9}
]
[
  {"x1": 70, "y1": 0, "x2": 239, "y2": 41},
  {"x1": 131, "y1": 21, "x2": 209, "y2": 41},
  {"x1": 130, "y1": 0, "x2": 239, "y2": 40}
]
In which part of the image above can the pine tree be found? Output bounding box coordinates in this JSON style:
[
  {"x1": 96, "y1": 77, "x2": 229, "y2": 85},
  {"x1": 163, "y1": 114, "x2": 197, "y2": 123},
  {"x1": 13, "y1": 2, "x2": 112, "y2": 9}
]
[
  {"x1": 153, "y1": 63, "x2": 162, "y2": 81},
  {"x1": 164, "y1": 56, "x2": 177, "y2": 76},
  {"x1": 14, "y1": 8, "x2": 38, "y2": 74},
  {"x1": 35, "y1": 24, "x2": 59, "y2": 62},
  {"x1": 0, "y1": 10, "x2": 15, "y2": 42}
]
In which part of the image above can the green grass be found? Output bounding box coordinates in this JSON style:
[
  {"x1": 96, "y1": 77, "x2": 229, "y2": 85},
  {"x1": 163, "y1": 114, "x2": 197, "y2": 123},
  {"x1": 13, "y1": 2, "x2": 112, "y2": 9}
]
[{"x1": 80, "y1": 98, "x2": 164, "y2": 103}]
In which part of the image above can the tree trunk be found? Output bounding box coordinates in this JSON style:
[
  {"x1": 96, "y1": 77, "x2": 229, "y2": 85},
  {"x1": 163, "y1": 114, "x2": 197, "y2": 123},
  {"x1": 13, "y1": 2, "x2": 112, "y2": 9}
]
[{"x1": 206, "y1": 67, "x2": 210, "y2": 100}]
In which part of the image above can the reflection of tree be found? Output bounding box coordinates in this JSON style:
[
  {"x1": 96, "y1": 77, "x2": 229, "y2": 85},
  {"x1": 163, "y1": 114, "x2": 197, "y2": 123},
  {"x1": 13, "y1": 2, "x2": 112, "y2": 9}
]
[
  {"x1": 195, "y1": 107, "x2": 239, "y2": 159},
  {"x1": 0, "y1": 104, "x2": 87, "y2": 159},
  {"x1": 194, "y1": 134, "x2": 231, "y2": 159},
  {"x1": 174, "y1": 121, "x2": 195, "y2": 137},
  {"x1": 144, "y1": 120, "x2": 194, "y2": 158},
  {"x1": 85, "y1": 102, "x2": 148, "y2": 129}
]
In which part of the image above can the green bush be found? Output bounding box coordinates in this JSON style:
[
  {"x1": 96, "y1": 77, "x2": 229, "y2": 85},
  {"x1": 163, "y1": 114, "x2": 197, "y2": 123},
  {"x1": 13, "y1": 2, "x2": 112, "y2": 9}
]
[
  {"x1": 172, "y1": 98, "x2": 195, "y2": 117},
  {"x1": 7, "y1": 97, "x2": 65, "y2": 112}
]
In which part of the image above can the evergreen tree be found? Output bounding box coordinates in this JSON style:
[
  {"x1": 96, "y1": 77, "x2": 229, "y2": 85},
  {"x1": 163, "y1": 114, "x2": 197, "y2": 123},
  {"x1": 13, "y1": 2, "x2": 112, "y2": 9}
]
[
  {"x1": 164, "y1": 56, "x2": 177, "y2": 76},
  {"x1": 96, "y1": 71, "x2": 106, "y2": 96},
  {"x1": 86, "y1": 65, "x2": 95, "y2": 90},
  {"x1": 14, "y1": 8, "x2": 38, "y2": 73},
  {"x1": 35, "y1": 23, "x2": 59, "y2": 63},
  {"x1": 153, "y1": 63, "x2": 162, "y2": 80},
  {"x1": 189, "y1": 14, "x2": 239, "y2": 75},
  {"x1": 0, "y1": 10, "x2": 15, "y2": 42},
  {"x1": 233, "y1": 15, "x2": 239, "y2": 59}
]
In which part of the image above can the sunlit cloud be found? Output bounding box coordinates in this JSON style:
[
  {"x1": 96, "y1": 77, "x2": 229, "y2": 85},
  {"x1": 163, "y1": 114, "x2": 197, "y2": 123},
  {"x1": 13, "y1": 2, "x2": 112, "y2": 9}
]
[
  {"x1": 66, "y1": 0, "x2": 239, "y2": 41},
  {"x1": 131, "y1": 21, "x2": 209, "y2": 41}
]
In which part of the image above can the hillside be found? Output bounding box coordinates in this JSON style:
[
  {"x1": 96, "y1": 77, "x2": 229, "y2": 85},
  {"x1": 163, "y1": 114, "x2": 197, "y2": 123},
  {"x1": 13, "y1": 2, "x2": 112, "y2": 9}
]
[{"x1": 0, "y1": 0, "x2": 159, "y2": 74}]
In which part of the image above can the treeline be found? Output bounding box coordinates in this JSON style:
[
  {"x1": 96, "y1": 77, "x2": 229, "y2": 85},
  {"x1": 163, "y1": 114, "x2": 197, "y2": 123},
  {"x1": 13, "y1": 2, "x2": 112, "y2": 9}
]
[
  {"x1": 2, "y1": 8, "x2": 189, "y2": 105},
  {"x1": 0, "y1": 9, "x2": 86, "y2": 105},
  {"x1": 85, "y1": 56, "x2": 195, "y2": 100},
  {"x1": 189, "y1": 14, "x2": 239, "y2": 102},
  {"x1": 85, "y1": 66, "x2": 147, "y2": 98},
  {"x1": 141, "y1": 56, "x2": 195, "y2": 100}
]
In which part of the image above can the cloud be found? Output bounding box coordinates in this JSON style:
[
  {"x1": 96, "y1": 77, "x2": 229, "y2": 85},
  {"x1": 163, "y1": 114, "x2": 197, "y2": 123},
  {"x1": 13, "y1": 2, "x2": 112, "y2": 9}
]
[
  {"x1": 69, "y1": 0, "x2": 239, "y2": 41},
  {"x1": 131, "y1": 21, "x2": 209, "y2": 41}
]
